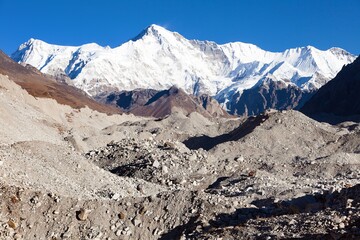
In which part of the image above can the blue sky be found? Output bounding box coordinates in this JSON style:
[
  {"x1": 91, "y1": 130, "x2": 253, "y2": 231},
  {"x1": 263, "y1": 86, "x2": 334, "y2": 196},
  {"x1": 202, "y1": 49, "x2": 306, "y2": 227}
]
[{"x1": 0, "y1": 0, "x2": 359, "y2": 55}]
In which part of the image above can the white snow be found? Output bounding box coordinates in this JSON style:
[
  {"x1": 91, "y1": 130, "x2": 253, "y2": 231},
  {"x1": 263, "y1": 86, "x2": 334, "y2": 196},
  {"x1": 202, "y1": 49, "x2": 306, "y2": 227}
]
[{"x1": 11, "y1": 24, "x2": 356, "y2": 102}]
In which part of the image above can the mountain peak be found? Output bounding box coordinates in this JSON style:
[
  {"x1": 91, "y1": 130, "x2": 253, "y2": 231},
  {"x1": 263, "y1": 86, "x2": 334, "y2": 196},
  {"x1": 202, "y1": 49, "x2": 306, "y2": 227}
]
[
  {"x1": 132, "y1": 24, "x2": 174, "y2": 42},
  {"x1": 147, "y1": 24, "x2": 166, "y2": 31},
  {"x1": 11, "y1": 25, "x2": 356, "y2": 101},
  {"x1": 21, "y1": 38, "x2": 45, "y2": 48}
]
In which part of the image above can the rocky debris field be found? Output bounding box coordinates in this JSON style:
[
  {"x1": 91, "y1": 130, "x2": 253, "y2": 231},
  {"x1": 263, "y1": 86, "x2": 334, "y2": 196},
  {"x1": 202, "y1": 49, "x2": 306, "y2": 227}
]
[
  {"x1": 86, "y1": 138, "x2": 215, "y2": 189},
  {"x1": 0, "y1": 182, "x2": 203, "y2": 240},
  {"x1": 0, "y1": 74, "x2": 359, "y2": 240},
  {"x1": 80, "y1": 110, "x2": 360, "y2": 239}
]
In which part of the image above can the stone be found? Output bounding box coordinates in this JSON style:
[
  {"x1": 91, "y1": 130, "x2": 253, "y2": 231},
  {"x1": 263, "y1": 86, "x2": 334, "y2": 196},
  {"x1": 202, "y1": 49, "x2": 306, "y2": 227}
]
[
  {"x1": 132, "y1": 218, "x2": 142, "y2": 227},
  {"x1": 339, "y1": 222, "x2": 345, "y2": 229},
  {"x1": 189, "y1": 154, "x2": 197, "y2": 161},
  {"x1": 197, "y1": 166, "x2": 207, "y2": 174},
  {"x1": 137, "y1": 185, "x2": 143, "y2": 191},
  {"x1": 112, "y1": 193, "x2": 120, "y2": 200},
  {"x1": 152, "y1": 160, "x2": 160, "y2": 168},
  {"x1": 234, "y1": 156, "x2": 244, "y2": 162},
  {"x1": 8, "y1": 219, "x2": 17, "y2": 229},
  {"x1": 119, "y1": 212, "x2": 126, "y2": 220},
  {"x1": 13, "y1": 234, "x2": 22, "y2": 239},
  {"x1": 77, "y1": 208, "x2": 91, "y2": 221},
  {"x1": 288, "y1": 219, "x2": 296, "y2": 225},
  {"x1": 162, "y1": 166, "x2": 169, "y2": 174},
  {"x1": 62, "y1": 229, "x2": 72, "y2": 239},
  {"x1": 139, "y1": 206, "x2": 147, "y2": 215},
  {"x1": 333, "y1": 216, "x2": 342, "y2": 224},
  {"x1": 115, "y1": 230, "x2": 122, "y2": 236}
]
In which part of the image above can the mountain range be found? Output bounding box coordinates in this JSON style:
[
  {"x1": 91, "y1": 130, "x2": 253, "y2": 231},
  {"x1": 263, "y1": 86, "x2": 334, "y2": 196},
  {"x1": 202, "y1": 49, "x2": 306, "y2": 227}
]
[{"x1": 11, "y1": 24, "x2": 356, "y2": 115}]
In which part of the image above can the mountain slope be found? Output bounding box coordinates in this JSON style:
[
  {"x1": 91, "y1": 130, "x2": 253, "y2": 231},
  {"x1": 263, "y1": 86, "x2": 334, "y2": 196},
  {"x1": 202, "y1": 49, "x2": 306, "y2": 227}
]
[
  {"x1": 97, "y1": 86, "x2": 230, "y2": 118},
  {"x1": 12, "y1": 25, "x2": 355, "y2": 104},
  {"x1": 0, "y1": 50, "x2": 120, "y2": 114},
  {"x1": 301, "y1": 56, "x2": 360, "y2": 117},
  {"x1": 228, "y1": 75, "x2": 315, "y2": 115}
]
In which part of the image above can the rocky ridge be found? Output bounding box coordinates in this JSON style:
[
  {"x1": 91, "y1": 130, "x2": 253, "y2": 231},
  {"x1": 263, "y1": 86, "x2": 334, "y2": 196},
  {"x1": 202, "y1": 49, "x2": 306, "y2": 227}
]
[{"x1": 96, "y1": 86, "x2": 230, "y2": 118}]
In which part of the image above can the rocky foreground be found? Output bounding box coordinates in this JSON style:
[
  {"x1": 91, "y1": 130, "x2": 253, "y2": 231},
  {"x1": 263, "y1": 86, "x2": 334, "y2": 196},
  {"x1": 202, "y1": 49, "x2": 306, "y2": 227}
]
[{"x1": 0, "y1": 74, "x2": 360, "y2": 239}]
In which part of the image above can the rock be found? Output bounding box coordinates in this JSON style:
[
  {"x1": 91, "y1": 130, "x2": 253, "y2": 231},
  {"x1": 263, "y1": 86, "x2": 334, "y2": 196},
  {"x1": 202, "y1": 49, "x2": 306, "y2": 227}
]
[
  {"x1": 61, "y1": 229, "x2": 72, "y2": 239},
  {"x1": 234, "y1": 156, "x2": 244, "y2": 162},
  {"x1": 197, "y1": 166, "x2": 207, "y2": 174},
  {"x1": 77, "y1": 208, "x2": 91, "y2": 221},
  {"x1": 13, "y1": 233, "x2": 22, "y2": 239},
  {"x1": 288, "y1": 219, "x2": 297, "y2": 225},
  {"x1": 339, "y1": 222, "x2": 345, "y2": 229},
  {"x1": 163, "y1": 141, "x2": 175, "y2": 149},
  {"x1": 8, "y1": 219, "x2": 17, "y2": 229},
  {"x1": 115, "y1": 230, "x2": 122, "y2": 236},
  {"x1": 162, "y1": 166, "x2": 169, "y2": 174},
  {"x1": 333, "y1": 216, "x2": 342, "y2": 224},
  {"x1": 152, "y1": 160, "x2": 160, "y2": 168},
  {"x1": 10, "y1": 195, "x2": 20, "y2": 203},
  {"x1": 112, "y1": 193, "x2": 120, "y2": 200},
  {"x1": 189, "y1": 154, "x2": 197, "y2": 161},
  {"x1": 132, "y1": 218, "x2": 142, "y2": 227},
  {"x1": 346, "y1": 199, "x2": 354, "y2": 208},
  {"x1": 119, "y1": 212, "x2": 126, "y2": 220},
  {"x1": 137, "y1": 185, "x2": 144, "y2": 193}
]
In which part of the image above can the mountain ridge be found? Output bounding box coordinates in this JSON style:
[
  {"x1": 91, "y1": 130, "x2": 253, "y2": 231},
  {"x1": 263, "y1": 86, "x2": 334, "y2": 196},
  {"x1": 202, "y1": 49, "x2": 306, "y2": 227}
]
[
  {"x1": 0, "y1": 50, "x2": 121, "y2": 114},
  {"x1": 11, "y1": 24, "x2": 356, "y2": 113},
  {"x1": 301, "y1": 55, "x2": 360, "y2": 118},
  {"x1": 96, "y1": 86, "x2": 230, "y2": 118}
]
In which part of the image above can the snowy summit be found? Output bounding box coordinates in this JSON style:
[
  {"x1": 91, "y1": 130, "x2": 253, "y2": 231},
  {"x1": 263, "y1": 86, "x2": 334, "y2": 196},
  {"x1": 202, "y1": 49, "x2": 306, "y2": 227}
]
[{"x1": 12, "y1": 24, "x2": 355, "y2": 105}]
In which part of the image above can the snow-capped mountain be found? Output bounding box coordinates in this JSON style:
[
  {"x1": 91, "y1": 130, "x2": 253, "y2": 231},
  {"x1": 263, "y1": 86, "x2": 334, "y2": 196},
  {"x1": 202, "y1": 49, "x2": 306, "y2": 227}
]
[{"x1": 12, "y1": 24, "x2": 355, "y2": 108}]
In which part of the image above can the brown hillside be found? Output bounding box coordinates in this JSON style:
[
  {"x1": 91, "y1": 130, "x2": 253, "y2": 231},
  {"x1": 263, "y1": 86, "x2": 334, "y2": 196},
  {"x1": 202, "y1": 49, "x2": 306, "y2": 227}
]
[{"x1": 0, "y1": 50, "x2": 121, "y2": 114}]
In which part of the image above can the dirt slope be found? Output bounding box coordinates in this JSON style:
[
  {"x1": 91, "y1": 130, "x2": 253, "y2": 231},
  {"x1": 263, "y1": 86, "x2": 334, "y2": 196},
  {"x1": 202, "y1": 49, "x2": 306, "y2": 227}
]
[{"x1": 0, "y1": 50, "x2": 120, "y2": 114}]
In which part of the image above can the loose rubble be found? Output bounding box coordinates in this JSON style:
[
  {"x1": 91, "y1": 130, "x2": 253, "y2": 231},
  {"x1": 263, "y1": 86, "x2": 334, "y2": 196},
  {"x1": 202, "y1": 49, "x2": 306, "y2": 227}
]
[
  {"x1": 86, "y1": 138, "x2": 213, "y2": 189},
  {"x1": 0, "y1": 75, "x2": 360, "y2": 239}
]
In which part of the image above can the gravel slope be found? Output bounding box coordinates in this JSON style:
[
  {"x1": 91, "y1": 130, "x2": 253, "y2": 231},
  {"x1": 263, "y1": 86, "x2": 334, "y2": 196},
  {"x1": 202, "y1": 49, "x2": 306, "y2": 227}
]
[{"x1": 0, "y1": 73, "x2": 359, "y2": 239}]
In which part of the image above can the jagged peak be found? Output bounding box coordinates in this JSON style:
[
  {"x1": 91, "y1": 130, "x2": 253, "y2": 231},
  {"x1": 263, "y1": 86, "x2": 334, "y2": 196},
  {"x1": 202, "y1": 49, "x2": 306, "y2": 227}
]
[
  {"x1": 328, "y1": 47, "x2": 354, "y2": 57},
  {"x1": 131, "y1": 24, "x2": 179, "y2": 42},
  {"x1": 20, "y1": 38, "x2": 47, "y2": 48},
  {"x1": 147, "y1": 24, "x2": 167, "y2": 32},
  {"x1": 18, "y1": 38, "x2": 104, "y2": 52}
]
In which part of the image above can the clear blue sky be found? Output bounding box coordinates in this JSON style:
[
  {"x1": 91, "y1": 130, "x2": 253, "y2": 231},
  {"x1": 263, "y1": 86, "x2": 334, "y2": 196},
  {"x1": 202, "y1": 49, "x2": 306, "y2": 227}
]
[{"x1": 0, "y1": 0, "x2": 359, "y2": 55}]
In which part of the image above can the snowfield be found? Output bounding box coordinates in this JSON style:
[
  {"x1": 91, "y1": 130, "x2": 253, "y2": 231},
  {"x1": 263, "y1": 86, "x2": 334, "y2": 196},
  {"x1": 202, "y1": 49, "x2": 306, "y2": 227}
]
[{"x1": 12, "y1": 24, "x2": 355, "y2": 103}]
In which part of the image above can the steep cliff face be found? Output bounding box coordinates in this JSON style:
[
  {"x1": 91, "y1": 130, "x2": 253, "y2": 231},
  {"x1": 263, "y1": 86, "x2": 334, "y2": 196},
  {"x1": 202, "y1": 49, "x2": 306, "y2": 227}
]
[
  {"x1": 301, "y1": 56, "x2": 360, "y2": 117},
  {"x1": 227, "y1": 76, "x2": 315, "y2": 116},
  {"x1": 195, "y1": 94, "x2": 230, "y2": 117},
  {"x1": 96, "y1": 89, "x2": 159, "y2": 111}
]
